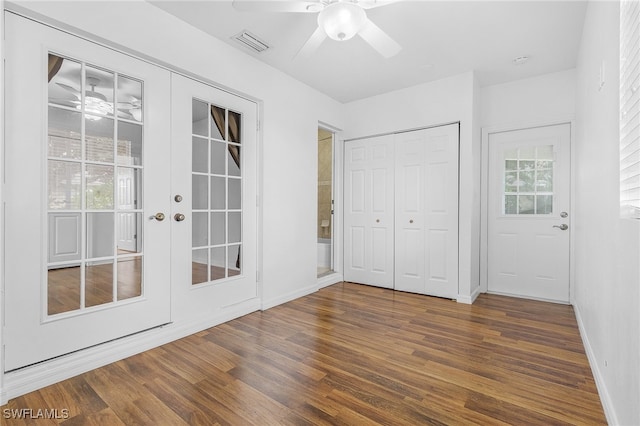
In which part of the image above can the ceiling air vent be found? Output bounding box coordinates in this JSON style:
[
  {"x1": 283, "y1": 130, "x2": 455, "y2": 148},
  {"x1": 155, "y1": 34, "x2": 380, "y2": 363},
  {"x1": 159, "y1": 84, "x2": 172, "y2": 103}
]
[{"x1": 233, "y1": 30, "x2": 270, "y2": 53}]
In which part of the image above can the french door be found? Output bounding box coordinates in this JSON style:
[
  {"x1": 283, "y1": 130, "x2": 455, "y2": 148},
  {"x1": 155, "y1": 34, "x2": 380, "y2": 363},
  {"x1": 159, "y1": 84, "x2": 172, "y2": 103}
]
[
  {"x1": 3, "y1": 14, "x2": 173, "y2": 371},
  {"x1": 170, "y1": 75, "x2": 258, "y2": 314}
]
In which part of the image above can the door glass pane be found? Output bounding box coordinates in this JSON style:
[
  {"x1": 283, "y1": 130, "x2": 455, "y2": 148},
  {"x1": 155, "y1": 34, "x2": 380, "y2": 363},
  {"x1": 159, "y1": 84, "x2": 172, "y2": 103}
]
[
  {"x1": 86, "y1": 117, "x2": 114, "y2": 162},
  {"x1": 228, "y1": 147, "x2": 241, "y2": 177},
  {"x1": 228, "y1": 178, "x2": 241, "y2": 209},
  {"x1": 211, "y1": 176, "x2": 226, "y2": 210},
  {"x1": 48, "y1": 107, "x2": 82, "y2": 159},
  {"x1": 117, "y1": 257, "x2": 142, "y2": 301},
  {"x1": 192, "y1": 212, "x2": 208, "y2": 248},
  {"x1": 117, "y1": 167, "x2": 141, "y2": 210},
  {"x1": 87, "y1": 212, "x2": 114, "y2": 258},
  {"x1": 211, "y1": 212, "x2": 226, "y2": 245},
  {"x1": 193, "y1": 137, "x2": 208, "y2": 173},
  {"x1": 228, "y1": 245, "x2": 241, "y2": 277},
  {"x1": 86, "y1": 164, "x2": 114, "y2": 209},
  {"x1": 192, "y1": 248, "x2": 208, "y2": 285},
  {"x1": 502, "y1": 144, "x2": 554, "y2": 216},
  {"x1": 85, "y1": 260, "x2": 114, "y2": 307},
  {"x1": 85, "y1": 66, "x2": 114, "y2": 118},
  {"x1": 192, "y1": 99, "x2": 208, "y2": 137},
  {"x1": 48, "y1": 160, "x2": 81, "y2": 209},
  {"x1": 47, "y1": 54, "x2": 82, "y2": 109},
  {"x1": 228, "y1": 212, "x2": 241, "y2": 243},
  {"x1": 211, "y1": 141, "x2": 226, "y2": 175},
  {"x1": 192, "y1": 175, "x2": 208, "y2": 210},
  {"x1": 228, "y1": 110, "x2": 241, "y2": 144},
  {"x1": 191, "y1": 99, "x2": 243, "y2": 285},
  {"x1": 117, "y1": 213, "x2": 141, "y2": 254},
  {"x1": 118, "y1": 121, "x2": 143, "y2": 165},
  {"x1": 46, "y1": 55, "x2": 145, "y2": 316},
  {"x1": 117, "y1": 75, "x2": 143, "y2": 122},
  {"x1": 47, "y1": 264, "x2": 81, "y2": 315},
  {"x1": 210, "y1": 105, "x2": 225, "y2": 140},
  {"x1": 210, "y1": 246, "x2": 226, "y2": 281}
]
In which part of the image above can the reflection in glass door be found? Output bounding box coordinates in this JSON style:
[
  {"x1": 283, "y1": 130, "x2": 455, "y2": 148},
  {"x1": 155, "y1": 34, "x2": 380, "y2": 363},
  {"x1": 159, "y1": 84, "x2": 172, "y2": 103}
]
[
  {"x1": 317, "y1": 127, "x2": 334, "y2": 277},
  {"x1": 191, "y1": 100, "x2": 243, "y2": 284},
  {"x1": 47, "y1": 53, "x2": 145, "y2": 315}
]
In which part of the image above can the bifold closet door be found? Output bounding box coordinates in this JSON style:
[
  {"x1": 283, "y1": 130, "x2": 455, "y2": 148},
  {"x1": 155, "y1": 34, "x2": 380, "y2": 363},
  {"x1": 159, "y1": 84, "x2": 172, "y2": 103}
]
[
  {"x1": 343, "y1": 135, "x2": 394, "y2": 288},
  {"x1": 394, "y1": 124, "x2": 459, "y2": 298}
]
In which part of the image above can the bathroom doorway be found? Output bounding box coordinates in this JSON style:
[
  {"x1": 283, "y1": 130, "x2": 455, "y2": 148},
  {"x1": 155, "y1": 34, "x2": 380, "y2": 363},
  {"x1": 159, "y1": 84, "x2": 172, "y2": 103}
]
[{"x1": 317, "y1": 127, "x2": 334, "y2": 277}]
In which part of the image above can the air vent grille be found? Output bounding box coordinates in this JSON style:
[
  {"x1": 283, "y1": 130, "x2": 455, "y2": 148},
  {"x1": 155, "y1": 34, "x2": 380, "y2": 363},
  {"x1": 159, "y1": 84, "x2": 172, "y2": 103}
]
[{"x1": 233, "y1": 30, "x2": 270, "y2": 53}]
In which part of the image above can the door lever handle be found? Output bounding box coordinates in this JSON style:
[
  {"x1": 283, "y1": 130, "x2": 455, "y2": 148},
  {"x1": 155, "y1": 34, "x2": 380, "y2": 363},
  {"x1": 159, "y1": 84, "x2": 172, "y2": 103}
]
[{"x1": 553, "y1": 224, "x2": 569, "y2": 231}]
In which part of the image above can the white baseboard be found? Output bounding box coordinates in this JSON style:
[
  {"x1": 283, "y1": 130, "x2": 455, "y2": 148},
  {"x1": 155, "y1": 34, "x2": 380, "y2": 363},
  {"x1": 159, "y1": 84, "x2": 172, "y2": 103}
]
[
  {"x1": 261, "y1": 283, "x2": 317, "y2": 310},
  {"x1": 317, "y1": 272, "x2": 343, "y2": 289},
  {"x1": 573, "y1": 303, "x2": 617, "y2": 425},
  {"x1": 1, "y1": 298, "x2": 261, "y2": 404},
  {"x1": 457, "y1": 285, "x2": 482, "y2": 304}
]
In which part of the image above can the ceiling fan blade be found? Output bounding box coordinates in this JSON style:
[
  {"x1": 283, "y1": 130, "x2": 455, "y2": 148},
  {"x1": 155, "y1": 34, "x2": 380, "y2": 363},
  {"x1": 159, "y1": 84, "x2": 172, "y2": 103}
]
[
  {"x1": 294, "y1": 27, "x2": 327, "y2": 60},
  {"x1": 358, "y1": 0, "x2": 402, "y2": 10},
  {"x1": 232, "y1": 0, "x2": 322, "y2": 13},
  {"x1": 357, "y1": 19, "x2": 401, "y2": 58},
  {"x1": 56, "y1": 82, "x2": 81, "y2": 97}
]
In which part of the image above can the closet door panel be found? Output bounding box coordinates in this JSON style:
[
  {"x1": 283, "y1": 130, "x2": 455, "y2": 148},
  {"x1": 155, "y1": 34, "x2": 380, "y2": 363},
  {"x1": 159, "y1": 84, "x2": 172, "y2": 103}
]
[{"x1": 343, "y1": 136, "x2": 394, "y2": 288}]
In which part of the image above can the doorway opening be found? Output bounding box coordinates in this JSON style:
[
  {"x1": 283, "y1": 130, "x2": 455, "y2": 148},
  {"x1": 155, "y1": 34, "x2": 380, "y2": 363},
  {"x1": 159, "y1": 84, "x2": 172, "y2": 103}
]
[{"x1": 317, "y1": 127, "x2": 334, "y2": 277}]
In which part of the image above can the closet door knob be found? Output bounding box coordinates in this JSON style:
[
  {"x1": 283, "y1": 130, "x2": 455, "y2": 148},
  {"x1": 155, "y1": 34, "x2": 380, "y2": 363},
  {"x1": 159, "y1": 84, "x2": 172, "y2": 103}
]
[
  {"x1": 409, "y1": 219, "x2": 414, "y2": 224},
  {"x1": 376, "y1": 219, "x2": 380, "y2": 223}
]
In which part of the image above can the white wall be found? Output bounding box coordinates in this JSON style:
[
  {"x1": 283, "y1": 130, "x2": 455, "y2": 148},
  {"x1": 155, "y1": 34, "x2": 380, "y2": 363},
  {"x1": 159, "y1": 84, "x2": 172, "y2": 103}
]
[
  {"x1": 574, "y1": 2, "x2": 639, "y2": 424},
  {"x1": 343, "y1": 72, "x2": 479, "y2": 302},
  {"x1": 8, "y1": 0, "x2": 345, "y2": 311},
  {"x1": 480, "y1": 69, "x2": 576, "y2": 128}
]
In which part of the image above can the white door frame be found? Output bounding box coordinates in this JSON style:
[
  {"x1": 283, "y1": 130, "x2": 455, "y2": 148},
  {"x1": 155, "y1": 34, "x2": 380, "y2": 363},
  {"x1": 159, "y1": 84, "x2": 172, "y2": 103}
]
[
  {"x1": 480, "y1": 117, "x2": 576, "y2": 302},
  {"x1": 318, "y1": 121, "x2": 345, "y2": 289}
]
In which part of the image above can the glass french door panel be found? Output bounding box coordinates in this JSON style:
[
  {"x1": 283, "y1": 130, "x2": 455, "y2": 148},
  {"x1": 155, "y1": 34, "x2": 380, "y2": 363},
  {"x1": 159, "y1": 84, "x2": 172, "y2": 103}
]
[
  {"x1": 46, "y1": 54, "x2": 146, "y2": 316},
  {"x1": 190, "y1": 98, "x2": 243, "y2": 285}
]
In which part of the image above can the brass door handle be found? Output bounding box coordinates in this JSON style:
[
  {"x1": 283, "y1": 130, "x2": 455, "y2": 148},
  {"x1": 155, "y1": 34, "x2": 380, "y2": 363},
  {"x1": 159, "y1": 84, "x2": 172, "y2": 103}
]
[
  {"x1": 174, "y1": 213, "x2": 186, "y2": 222},
  {"x1": 149, "y1": 212, "x2": 165, "y2": 221}
]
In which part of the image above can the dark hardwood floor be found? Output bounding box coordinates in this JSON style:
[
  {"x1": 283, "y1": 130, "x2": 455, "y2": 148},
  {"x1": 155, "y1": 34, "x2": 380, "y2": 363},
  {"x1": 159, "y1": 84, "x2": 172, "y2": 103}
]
[{"x1": 1, "y1": 282, "x2": 606, "y2": 425}]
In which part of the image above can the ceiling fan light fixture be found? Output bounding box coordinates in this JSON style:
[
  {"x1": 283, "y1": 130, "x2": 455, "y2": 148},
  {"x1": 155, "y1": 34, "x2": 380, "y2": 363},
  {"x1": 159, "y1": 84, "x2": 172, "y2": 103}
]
[{"x1": 318, "y1": 2, "x2": 367, "y2": 41}]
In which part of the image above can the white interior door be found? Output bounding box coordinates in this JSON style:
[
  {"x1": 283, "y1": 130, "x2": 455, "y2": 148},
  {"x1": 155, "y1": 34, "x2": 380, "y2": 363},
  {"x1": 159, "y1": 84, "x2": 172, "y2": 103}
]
[
  {"x1": 343, "y1": 135, "x2": 394, "y2": 288},
  {"x1": 4, "y1": 13, "x2": 172, "y2": 371},
  {"x1": 170, "y1": 74, "x2": 258, "y2": 315},
  {"x1": 395, "y1": 124, "x2": 459, "y2": 298},
  {"x1": 488, "y1": 124, "x2": 571, "y2": 302}
]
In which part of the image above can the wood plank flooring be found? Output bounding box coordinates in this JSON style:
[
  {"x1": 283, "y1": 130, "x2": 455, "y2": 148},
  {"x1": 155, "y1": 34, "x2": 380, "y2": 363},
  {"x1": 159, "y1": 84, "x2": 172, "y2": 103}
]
[{"x1": 1, "y1": 282, "x2": 606, "y2": 425}]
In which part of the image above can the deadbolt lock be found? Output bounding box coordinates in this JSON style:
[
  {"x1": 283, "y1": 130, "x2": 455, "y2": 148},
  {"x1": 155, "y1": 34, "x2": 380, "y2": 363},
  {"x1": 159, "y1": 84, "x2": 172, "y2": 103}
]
[{"x1": 174, "y1": 194, "x2": 183, "y2": 203}]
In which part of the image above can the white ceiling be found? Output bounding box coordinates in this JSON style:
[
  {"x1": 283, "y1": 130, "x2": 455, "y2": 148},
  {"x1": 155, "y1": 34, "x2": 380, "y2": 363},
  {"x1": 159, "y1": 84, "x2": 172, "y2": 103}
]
[{"x1": 149, "y1": 0, "x2": 587, "y2": 103}]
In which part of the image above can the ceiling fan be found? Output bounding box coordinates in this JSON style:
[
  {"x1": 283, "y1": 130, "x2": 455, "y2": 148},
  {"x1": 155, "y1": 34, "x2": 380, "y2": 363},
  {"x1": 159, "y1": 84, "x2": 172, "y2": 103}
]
[
  {"x1": 56, "y1": 77, "x2": 142, "y2": 121},
  {"x1": 232, "y1": 0, "x2": 402, "y2": 59}
]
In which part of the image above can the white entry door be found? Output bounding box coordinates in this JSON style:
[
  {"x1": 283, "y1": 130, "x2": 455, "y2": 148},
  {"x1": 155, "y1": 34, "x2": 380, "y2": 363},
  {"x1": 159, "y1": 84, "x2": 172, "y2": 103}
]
[
  {"x1": 343, "y1": 135, "x2": 395, "y2": 288},
  {"x1": 488, "y1": 124, "x2": 571, "y2": 302},
  {"x1": 170, "y1": 75, "x2": 258, "y2": 315},
  {"x1": 4, "y1": 14, "x2": 172, "y2": 370},
  {"x1": 395, "y1": 124, "x2": 459, "y2": 298}
]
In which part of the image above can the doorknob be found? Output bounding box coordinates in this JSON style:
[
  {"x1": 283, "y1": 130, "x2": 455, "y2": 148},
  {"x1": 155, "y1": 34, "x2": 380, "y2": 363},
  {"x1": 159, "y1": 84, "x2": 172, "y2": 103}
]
[
  {"x1": 553, "y1": 224, "x2": 569, "y2": 231},
  {"x1": 174, "y1": 213, "x2": 186, "y2": 222},
  {"x1": 149, "y1": 212, "x2": 165, "y2": 221}
]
